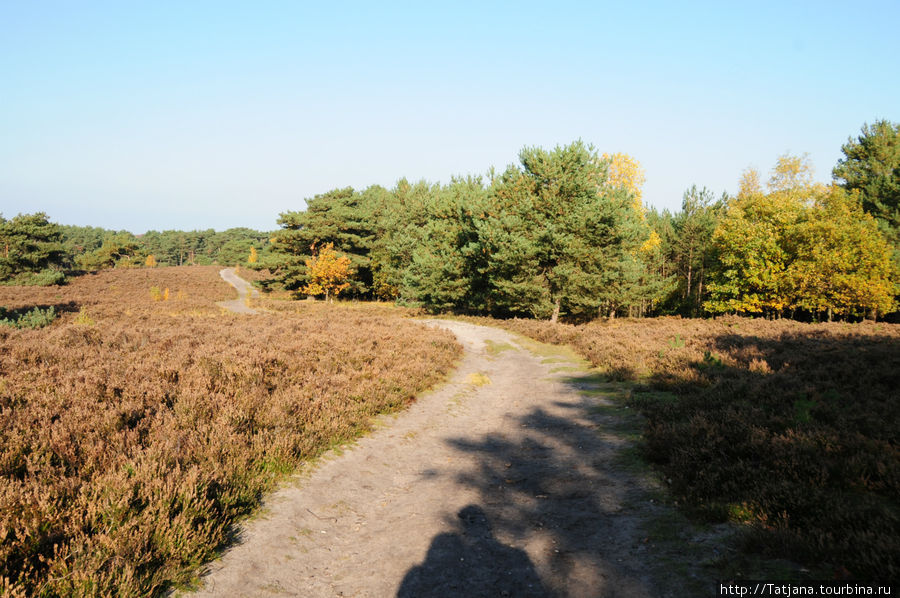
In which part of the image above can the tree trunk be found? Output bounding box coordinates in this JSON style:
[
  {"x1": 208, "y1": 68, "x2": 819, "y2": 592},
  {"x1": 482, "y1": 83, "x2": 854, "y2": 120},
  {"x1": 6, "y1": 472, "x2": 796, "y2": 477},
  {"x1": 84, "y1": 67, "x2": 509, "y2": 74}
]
[
  {"x1": 827, "y1": 306, "x2": 832, "y2": 322},
  {"x1": 697, "y1": 265, "x2": 705, "y2": 315},
  {"x1": 686, "y1": 249, "x2": 693, "y2": 301},
  {"x1": 550, "y1": 297, "x2": 561, "y2": 323}
]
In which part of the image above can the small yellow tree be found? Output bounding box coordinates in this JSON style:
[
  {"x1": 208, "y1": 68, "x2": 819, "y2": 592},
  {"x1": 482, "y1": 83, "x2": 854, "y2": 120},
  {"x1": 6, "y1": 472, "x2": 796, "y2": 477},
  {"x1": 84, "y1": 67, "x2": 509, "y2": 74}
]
[
  {"x1": 145, "y1": 254, "x2": 157, "y2": 267},
  {"x1": 248, "y1": 246, "x2": 258, "y2": 264},
  {"x1": 302, "y1": 243, "x2": 351, "y2": 303}
]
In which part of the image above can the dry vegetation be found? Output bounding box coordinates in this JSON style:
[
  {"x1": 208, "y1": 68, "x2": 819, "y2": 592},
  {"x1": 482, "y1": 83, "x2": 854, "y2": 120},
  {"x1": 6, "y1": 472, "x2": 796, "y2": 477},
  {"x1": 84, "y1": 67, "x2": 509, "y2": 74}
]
[
  {"x1": 0, "y1": 266, "x2": 460, "y2": 596},
  {"x1": 476, "y1": 315, "x2": 900, "y2": 579}
]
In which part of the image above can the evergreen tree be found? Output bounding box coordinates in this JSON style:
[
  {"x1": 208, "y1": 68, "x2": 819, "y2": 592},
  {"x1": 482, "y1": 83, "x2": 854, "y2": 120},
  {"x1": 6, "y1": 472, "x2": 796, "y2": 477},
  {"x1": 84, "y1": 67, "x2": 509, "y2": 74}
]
[
  {"x1": 368, "y1": 180, "x2": 439, "y2": 301},
  {"x1": 77, "y1": 233, "x2": 143, "y2": 271},
  {"x1": 668, "y1": 186, "x2": 723, "y2": 315},
  {"x1": 403, "y1": 177, "x2": 490, "y2": 312},
  {"x1": 272, "y1": 186, "x2": 383, "y2": 296},
  {"x1": 833, "y1": 120, "x2": 900, "y2": 259},
  {"x1": 482, "y1": 141, "x2": 646, "y2": 321},
  {"x1": 0, "y1": 212, "x2": 67, "y2": 284}
]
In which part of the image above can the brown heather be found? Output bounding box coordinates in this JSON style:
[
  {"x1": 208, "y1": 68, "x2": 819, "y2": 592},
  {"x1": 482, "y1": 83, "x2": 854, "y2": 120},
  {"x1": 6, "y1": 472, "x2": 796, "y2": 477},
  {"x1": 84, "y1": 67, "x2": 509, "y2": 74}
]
[
  {"x1": 0, "y1": 267, "x2": 460, "y2": 596},
  {"x1": 476, "y1": 315, "x2": 900, "y2": 579}
]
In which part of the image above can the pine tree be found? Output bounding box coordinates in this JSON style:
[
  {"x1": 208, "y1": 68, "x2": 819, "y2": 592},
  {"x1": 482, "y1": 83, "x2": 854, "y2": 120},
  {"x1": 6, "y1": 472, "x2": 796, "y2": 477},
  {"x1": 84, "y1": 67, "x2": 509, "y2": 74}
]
[
  {"x1": 482, "y1": 141, "x2": 646, "y2": 321},
  {"x1": 0, "y1": 212, "x2": 67, "y2": 284},
  {"x1": 833, "y1": 120, "x2": 900, "y2": 255}
]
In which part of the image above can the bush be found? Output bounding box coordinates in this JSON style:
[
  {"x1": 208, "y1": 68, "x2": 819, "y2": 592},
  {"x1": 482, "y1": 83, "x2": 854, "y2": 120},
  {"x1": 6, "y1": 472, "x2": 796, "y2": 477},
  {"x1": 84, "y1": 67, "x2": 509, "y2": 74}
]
[
  {"x1": 2, "y1": 269, "x2": 67, "y2": 286},
  {"x1": 0, "y1": 305, "x2": 57, "y2": 329}
]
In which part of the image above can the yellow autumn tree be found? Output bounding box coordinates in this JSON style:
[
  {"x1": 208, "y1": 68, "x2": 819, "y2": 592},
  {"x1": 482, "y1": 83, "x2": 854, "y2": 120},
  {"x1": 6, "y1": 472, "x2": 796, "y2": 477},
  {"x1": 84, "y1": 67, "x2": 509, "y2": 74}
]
[
  {"x1": 302, "y1": 242, "x2": 352, "y2": 302},
  {"x1": 144, "y1": 254, "x2": 157, "y2": 267},
  {"x1": 706, "y1": 155, "x2": 818, "y2": 316},
  {"x1": 707, "y1": 154, "x2": 896, "y2": 319},
  {"x1": 602, "y1": 152, "x2": 646, "y2": 215},
  {"x1": 248, "y1": 246, "x2": 258, "y2": 264},
  {"x1": 785, "y1": 187, "x2": 896, "y2": 319}
]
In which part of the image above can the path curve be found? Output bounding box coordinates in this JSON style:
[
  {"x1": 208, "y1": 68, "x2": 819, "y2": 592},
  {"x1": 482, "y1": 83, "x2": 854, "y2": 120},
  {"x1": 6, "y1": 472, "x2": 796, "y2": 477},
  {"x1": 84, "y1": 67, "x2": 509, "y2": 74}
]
[
  {"x1": 189, "y1": 320, "x2": 714, "y2": 597},
  {"x1": 217, "y1": 268, "x2": 260, "y2": 314}
]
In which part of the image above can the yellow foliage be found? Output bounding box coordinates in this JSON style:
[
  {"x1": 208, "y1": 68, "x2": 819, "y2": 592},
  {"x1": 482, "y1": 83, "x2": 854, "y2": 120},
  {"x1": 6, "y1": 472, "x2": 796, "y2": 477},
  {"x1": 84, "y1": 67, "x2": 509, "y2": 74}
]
[
  {"x1": 73, "y1": 307, "x2": 95, "y2": 326},
  {"x1": 145, "y1": 254, "x2": 157, "y2": 268},
  {"x1": 163, "y1": 288, "x2": 170, "y2": 301},
  {"x1": 738, "y1": 167, "x2": 762, "y2": 198},
  {"x1": 302, "y1": 242, "x2": 352, "y2": 302},
  {"x1": 248, "y1": 247, "x2": 258, "y2": 264},
  {"x1": 602, "y1": 152, "x2": 646, "y2": 216},
  {"x1": 768, "y1": 153, "x2": 815, "y2": 193},
  {"x1": 640, "y1": 230, "x2": 661, "y2": 254}
]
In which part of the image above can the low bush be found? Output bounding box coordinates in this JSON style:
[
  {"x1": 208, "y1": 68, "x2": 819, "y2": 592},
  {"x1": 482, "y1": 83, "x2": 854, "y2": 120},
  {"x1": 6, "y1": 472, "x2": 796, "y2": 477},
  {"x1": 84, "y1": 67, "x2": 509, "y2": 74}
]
[
  {"x1": 1, "y1": 269, "x2": 67, "y2": 286},
  {"x1": 0, "y1": 305, "x2": 57, "y2": 329}
]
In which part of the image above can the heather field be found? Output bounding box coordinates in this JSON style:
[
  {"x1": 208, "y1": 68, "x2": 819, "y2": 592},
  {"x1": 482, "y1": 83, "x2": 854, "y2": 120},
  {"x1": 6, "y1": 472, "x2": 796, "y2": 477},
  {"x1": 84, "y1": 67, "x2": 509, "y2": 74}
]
[
  {"x1": 480, "y1": 316, "x2": 900, "y2": 579},
  {"x1": 0, "y1": 267, "x2": 460, "y2": 596}
]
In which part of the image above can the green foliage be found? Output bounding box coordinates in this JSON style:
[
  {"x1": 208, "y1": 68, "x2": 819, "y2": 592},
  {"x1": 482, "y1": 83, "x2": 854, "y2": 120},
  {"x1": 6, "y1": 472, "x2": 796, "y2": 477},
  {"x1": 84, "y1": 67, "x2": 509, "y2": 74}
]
[
  {"x1": 59, "y1": 224, "x2": 120, "y2": 266},
  {"x1": 76, "y1": 233, "x2": 143, "y2": 271},
  {"x1": 833, "y1": 120, "x2": 900, "y2": 258},
  {"x1": 138, "y1": 228, "x2": 270, "y2": 267},
  {"x1": 0, "y1": 305, "x2": 58, "y2": 329},
  {"x1": 0, "y1": 212, "x2": 67, "y2": 283},
  {"x1": 659, "y1": 186, "x2": 724, "y2": 315},
  {"x1": 403, "y1": 177, "x2": 490, "y2": 312},
  {"x1": 267, "y1": 142, "x2": 670, "y2": 320},
  {"x1": 271, "y1": 186, "x2": 382, "y2": 295},
  {"x1": 4, "y1": 268, "x2": 67, "y2": 286},
  {"x1": 215, "y1": 238, "x2": 264, "y2": 266},
  {"x1": 479, "y1": 141, "x2": 650, "y2": 321}
]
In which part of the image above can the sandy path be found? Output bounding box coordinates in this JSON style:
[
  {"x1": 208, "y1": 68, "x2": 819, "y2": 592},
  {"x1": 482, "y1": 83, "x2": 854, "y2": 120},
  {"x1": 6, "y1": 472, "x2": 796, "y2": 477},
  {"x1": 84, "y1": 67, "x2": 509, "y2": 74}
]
[
  {"x1": 187, "y1": 320, "x2": 713, "y2": 597},
  {"x1": 217, "y1": 268, "x2": 260, "y2": 314}
]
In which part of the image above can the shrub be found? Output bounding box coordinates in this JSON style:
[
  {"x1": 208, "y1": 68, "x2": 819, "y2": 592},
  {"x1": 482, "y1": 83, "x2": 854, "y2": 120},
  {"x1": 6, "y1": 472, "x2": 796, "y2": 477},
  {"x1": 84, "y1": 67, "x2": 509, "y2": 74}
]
[
  {"x1": 0, "y1": 305, "x2": 57, "y2": 329},
  {"x1": 3, "y1": 269, "x2": 67, "y2": 286}
]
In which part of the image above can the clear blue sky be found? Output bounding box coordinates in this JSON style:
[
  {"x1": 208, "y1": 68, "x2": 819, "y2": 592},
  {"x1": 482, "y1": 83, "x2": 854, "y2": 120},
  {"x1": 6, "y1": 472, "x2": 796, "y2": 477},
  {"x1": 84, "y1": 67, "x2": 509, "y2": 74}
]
[{"x1": 1, "y1": 1, "x2": 898, "y2": 233}]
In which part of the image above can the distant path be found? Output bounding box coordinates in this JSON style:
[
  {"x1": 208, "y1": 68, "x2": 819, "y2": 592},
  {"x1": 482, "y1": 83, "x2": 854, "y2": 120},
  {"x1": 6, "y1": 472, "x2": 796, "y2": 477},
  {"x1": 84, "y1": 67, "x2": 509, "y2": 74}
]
[
  {"x1": 217, "y1": 268, "x2": 260, "y2": 314},
  {"x1": 189, "y1": 320, "x2": 717, "y2": 597}
]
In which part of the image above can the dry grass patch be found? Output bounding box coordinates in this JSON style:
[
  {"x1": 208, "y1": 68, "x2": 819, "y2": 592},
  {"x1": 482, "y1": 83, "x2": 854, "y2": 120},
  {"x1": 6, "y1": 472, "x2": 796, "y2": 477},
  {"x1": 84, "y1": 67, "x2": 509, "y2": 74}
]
[{"x1": 0, "y1": 267, "x2": 460, "y2": 596}]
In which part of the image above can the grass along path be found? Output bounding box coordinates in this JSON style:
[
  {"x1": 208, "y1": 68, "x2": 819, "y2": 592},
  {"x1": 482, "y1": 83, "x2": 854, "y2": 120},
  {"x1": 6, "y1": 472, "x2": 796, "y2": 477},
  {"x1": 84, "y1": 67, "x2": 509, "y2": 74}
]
[{"x1": 188, "y1": 320, "x2": 723, "y2": 597}]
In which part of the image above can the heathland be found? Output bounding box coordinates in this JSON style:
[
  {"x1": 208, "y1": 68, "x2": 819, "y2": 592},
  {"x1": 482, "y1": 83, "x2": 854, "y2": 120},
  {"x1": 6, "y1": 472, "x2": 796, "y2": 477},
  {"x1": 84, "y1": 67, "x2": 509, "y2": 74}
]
[
  {"x1": 0, "y1": 266, "x2": 460, "y2": 596},
  {"x1": 483, "y1": 315, "x2": 900, "y2": 579},
  {"x1": 1, "y1": 123, "x2": 898, "y2": 592}
]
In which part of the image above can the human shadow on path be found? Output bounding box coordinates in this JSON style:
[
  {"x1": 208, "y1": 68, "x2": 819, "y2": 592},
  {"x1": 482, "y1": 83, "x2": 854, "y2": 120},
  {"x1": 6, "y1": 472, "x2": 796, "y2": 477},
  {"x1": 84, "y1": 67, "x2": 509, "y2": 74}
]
[
  {"x1": 397, "y1": 505, "x2": 550, "y2": 598},
  {"x1": 398, "y1": 372, "x2": 714, "y2": 598}
]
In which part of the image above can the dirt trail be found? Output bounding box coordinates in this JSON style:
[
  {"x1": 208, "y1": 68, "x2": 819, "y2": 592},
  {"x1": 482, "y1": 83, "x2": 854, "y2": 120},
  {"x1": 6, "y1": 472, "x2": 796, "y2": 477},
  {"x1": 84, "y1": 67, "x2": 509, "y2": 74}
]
[
  {"x1": 217, "y1": 268, "x2": 260, "y2": 314},
  {"x1": 187, "y1": 320, "x2": 718, "y2": 597}
]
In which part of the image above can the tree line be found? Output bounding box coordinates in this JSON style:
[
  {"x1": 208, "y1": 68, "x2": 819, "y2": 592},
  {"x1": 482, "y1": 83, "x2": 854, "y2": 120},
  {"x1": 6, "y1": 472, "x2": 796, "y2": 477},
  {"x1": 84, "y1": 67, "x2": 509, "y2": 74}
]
[
  {"x1": 0, "y1": 220, "x2": 271, "y2": 285},
  {"x1": 3, "y1": 120, "x2": 897, "y2": 321},
  {"x1": 260, "y1": 122, "x2": 898, "y2": 322}
]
